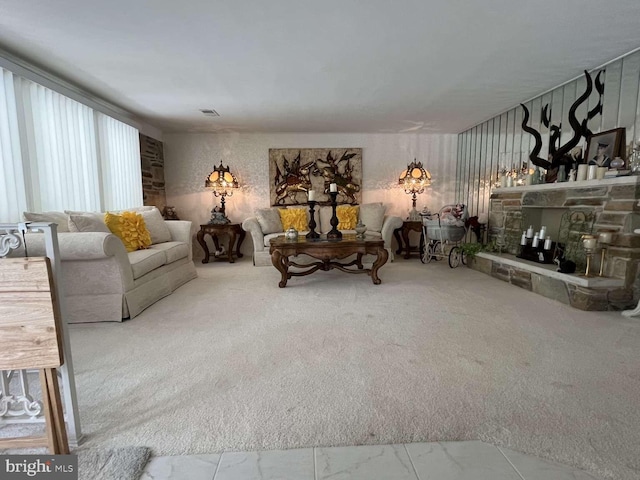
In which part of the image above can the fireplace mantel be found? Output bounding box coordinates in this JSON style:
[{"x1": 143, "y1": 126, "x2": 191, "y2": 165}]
[
  {"x1": 493, "y1": 175, "x2": 640, "y2": 194},
  {"x1": 471, "y1": 175, "x2": 640, "y2": 310}
]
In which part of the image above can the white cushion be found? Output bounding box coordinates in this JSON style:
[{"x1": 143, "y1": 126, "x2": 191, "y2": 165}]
[
  {"x1": 319, "y1": 206, "x2": 333, "y2": 234},
  {"x1": 255, "y1": 208, "x2": 283, "y2": 234},
  {"x1": 128, "y1": 249, "x2": 166, "y2": 279},
  {"x1": 23, "y1": 211, "x2": 70, "y2": 232},
  {"x1": 359, "y1": 203, "x2": 386, "y2": 233},
  {"x1": 149, "y1": 241, "x2": 189, "y2": 264},
  {"x1": 139, "y1": 208, "x2": 172, "y2": 244},
  {"x1": 68, "y1": 213, "x2": 110, "y2": 233}
]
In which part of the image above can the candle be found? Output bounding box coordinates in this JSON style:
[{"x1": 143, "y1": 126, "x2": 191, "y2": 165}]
[
  {"x1": 582, "y1": 237, "x2": 597, "y2": 250},
  {"x1": 330, "y1": 183, "x2": 337, "y2": 193},
  {"x1": 598, "y1": 231, "x2": 613, "y2": 244},
  {"x1": 526, "y1": 225, "x2": 534, "y2": 238},
  {"x1": 520, "y1": 232, "x2": 527, "y2": 246},
  {"x1": 539, "y1": 226, "x2": 546, "y2": 241},
  {"x1": 544, "y1": 237, "x2": 552, "y2": 250},
  {"x1": 308, "y1": 190, "x2": 315, "y2": 201},
  {"x1": 532, "y1": 234, "x2": 539, "y2": 248}
]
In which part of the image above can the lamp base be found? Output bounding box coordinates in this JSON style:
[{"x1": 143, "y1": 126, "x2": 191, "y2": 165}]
[{"x1": 408, "y1": 208, "x2": 421, "y2": 222}]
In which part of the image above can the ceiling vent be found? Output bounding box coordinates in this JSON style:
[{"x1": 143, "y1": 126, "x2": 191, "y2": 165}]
[{"x1": 200, "y1": 109, "x2": 220, "y2": 117}]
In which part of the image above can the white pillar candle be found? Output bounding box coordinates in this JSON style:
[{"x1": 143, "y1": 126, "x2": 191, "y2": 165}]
[
  {"x1": 583, "y1": 237, "x2": 597, "y2": 250},
  {"x1": 539, "y1": 226, "x2": 546, "y2": 241},
  {"x1": 544, "y1": 237, "x2": 552, "y2": 250},
  {"x1": 587, "y1": 164, "x2": 597, "y2": 180},
  {"x1": 576, "y1": 164, "x2": 588, "y2": 181},
  {"x1": 526, "y1": 225, "x2": 534, "y2": 238},
  {"x1": 532, "y1": 234, "x2": 539, "y2": 248},
  {"x1": 330, "y1": 183, "x2": 337, "y2": 193},
  {"x1": 598, "y1": 231, "x2": 613, "y2": 244},
  {"x1": 506, "y1": 176, "x2": 513, "y2": 187},
  {"x1": 308, "y1": 190, "x2": 316, "y2": 201},
  {"x1": 520, "y1": 232, "x2": 527, "y2": 245}
]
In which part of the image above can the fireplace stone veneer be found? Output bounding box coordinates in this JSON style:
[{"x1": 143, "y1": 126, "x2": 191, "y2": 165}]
[{"x1": 471, "y1": 177, "x2": 640, "y2": 311}]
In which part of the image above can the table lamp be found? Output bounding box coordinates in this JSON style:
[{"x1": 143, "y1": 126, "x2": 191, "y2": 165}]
[
  {"x1": 399, "y1": 160, "x2": 431, "y2": 221},
  {"x1": 205, "y1": 162, "x2": 239, "y2": 224}
]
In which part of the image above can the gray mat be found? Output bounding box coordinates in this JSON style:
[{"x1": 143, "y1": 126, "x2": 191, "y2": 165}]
[{"x1": 78, "y1": 447, "x2": 151, "y2": 480}]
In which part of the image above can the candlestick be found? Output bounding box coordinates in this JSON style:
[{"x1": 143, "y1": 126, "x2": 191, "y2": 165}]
[
  {"x1": 330, "y1": 182, "x2": 337, "y2": 193},
  {"x1": 326, "y1": 192, "x2": 342, "y2": 239},
  {"x1": 308, "y1": 189, "x2": 316, "y2": 201},
  {"x1": 306, "y1": 200, "x2": 320, "y2": 239},
  {"x1": 581, "y1": 234, "x2": 597, "y2": 277}
]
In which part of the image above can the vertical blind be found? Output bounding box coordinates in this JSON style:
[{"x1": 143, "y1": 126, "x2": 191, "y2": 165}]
[
  {"x1": 96, "y1": 112, "x2": 142, "y2": 211},
  {"x1": 0, "y1": 68, "x2": 27, "y2": 222},
  {"x1": 0, "y1": 66, "x2": 142, "y2": 222}
]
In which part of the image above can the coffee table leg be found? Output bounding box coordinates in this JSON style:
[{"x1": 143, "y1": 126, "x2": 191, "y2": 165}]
[
  {"x1": 356, "y1": 253, "x2": 364, "y2": 269},
  {"x1": 197, "y1": 230, "x2": 210, "y2": 264},
  {"x1": 370, "y1": 248, "x2": 389, "y2": 285},
  {"x1": 271, "y1": 250, "x2": 289, "y2": 288}
]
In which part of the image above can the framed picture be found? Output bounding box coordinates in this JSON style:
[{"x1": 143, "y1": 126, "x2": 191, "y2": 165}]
[{"x1": 585, "y1": 128, "x2": 626, "y2": 168}]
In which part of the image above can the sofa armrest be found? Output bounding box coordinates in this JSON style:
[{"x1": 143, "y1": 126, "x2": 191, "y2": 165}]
[
  {"x1": 21, "y1": 231, "x2": 135, "y2": 292},
  {"x1": 23, "y1": 232, "x2": 126, "y2": 260},
  {"x1": 242, "y1": 217, "x2": 265, "y2": 253},
  {"x1": 165, "y1": 220, "x2": 194, "y2": 260},
  {"x1": 380, "y1": 215, "x2": 404, "y2": 248}
]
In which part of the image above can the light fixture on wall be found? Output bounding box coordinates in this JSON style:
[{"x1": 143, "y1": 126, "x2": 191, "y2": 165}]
[
  {"x1": 399, "y1": 159, "x2": 431, "y2": 221},
  {"x1": 205, "y1": 162, "x2": 239, "y2": 224}
]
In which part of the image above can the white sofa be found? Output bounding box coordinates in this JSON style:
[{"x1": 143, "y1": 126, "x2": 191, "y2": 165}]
[
  {"x1": 19, "y1": 209, "x2": 197, "y2": 323},
  {"x1": 242, "y1": 203, "x2": 403, "y2": 266}
]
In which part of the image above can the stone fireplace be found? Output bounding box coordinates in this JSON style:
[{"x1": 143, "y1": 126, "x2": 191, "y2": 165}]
[{"x1": 470, "y1": 177, "x2": 640, "y2": 310}]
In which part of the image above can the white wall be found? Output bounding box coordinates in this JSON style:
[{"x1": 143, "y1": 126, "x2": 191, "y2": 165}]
[{"x1": 164, "y1": 133, "x2": 457, "y2": 255}]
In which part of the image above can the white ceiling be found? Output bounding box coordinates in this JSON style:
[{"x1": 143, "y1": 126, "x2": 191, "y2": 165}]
[{"x1": 1, "y1": 0, "x2": 639, "y2": 134}]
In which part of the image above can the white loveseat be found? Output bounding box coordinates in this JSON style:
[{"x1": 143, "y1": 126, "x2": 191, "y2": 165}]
[
  {"x1": 20, "y1": 208, "x2": 197, "y2": 323},
  {"x1": 242, "y1": 203, "x2": 403, "y2": 266}
]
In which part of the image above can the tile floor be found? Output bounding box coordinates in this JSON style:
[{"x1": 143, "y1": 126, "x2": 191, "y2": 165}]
[{"x1": 140, "y1": 440, "x2": 598, "y2": 480}]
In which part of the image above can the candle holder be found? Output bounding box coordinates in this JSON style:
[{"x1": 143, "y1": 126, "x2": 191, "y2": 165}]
[
  {"x1": 597, "y1": 230, "x2": 615, "y2": 277},
  {"x1": 326, "y1": 192, "x2": 342, "y2": 239},
  {"x1": 581, "y1": 234, "x2": 597, "y2": 277},
  {"x1": 306, "y1": 201, "x2": 320, "y2": 239}
]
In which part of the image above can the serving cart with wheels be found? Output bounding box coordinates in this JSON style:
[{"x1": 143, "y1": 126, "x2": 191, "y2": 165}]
[{"x1": 421, "y1": 204, "x2": 469, "y2": 268}]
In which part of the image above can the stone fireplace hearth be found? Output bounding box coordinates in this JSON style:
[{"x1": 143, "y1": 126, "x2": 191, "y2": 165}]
[{"x1": 470, "y1": 177, "x2": 640, "y2": 311}]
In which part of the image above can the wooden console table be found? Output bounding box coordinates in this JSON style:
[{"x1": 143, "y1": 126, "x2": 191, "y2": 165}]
[
  {"x1": 269, "y1": 235, "x2": 389, "y2": 287},
  {"x1": 197, "y1": 223, "x2": 246, "y2": 264}
]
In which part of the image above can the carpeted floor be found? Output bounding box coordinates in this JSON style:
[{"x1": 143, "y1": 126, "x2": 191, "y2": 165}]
[{"x1": 67, "y1": 259, "x2": 640, "y2": 480}]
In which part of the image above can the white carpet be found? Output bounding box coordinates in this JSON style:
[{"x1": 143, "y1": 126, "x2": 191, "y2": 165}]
[{"x1": 66, "y1": 259, "x2": 639, "y2": 480}]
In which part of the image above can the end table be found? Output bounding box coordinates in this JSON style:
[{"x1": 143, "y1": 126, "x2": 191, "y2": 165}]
[
  {"x1": 197, "y1": 223, "x2": 246, "y2": 264},
  {"x1": 393, "y1": 220, "x2": 424, "y2": 259}
]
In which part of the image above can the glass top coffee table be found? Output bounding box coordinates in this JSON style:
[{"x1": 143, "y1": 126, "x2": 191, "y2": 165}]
[{"x1": 268, "y1": 234, "x2": 389, "y2": 288}]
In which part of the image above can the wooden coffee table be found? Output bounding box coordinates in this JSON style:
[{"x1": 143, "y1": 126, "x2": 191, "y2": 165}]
[{"x1": 269, "y1": 234, "x2": 389, "y2": 288}]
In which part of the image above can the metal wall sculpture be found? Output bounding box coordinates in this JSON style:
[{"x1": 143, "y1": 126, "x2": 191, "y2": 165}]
[
  {"x1": 269, "y1": 148, "x2": 362, "y2": 205},
  {"x1": 520, "y1": 70, "x2": 605, "y2": 181}
]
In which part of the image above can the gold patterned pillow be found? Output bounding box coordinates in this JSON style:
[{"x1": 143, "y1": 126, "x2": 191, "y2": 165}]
[
  {"x1": 337, "y1": 205, "x2": 359, "y2": 230},
  {"x1": 278, "y1": 208, "x2": 308, "y2": 231},
  {"x1": 104, "y1": 211, "x2": 152, "y2": 252}
]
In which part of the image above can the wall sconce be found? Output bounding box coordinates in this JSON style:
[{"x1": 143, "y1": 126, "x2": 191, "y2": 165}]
[
  {"x1": 205, "y1": 162, "x2": 239, "y2": 224},
  {"x1": 399, "y1": 159, "x2": 431, "y2": 221}
]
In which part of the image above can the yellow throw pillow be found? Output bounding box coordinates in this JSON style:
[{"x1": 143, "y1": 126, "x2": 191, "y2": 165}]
[
  {"x1": 104, "y1": 211, "x2": 152, "y2": 252},
  {"x1": 278, "y1": 208, "x2": 308, "y2": 231},
  {"x1": 337, "y1": 205, "x2": 359, "y2": 230}
]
